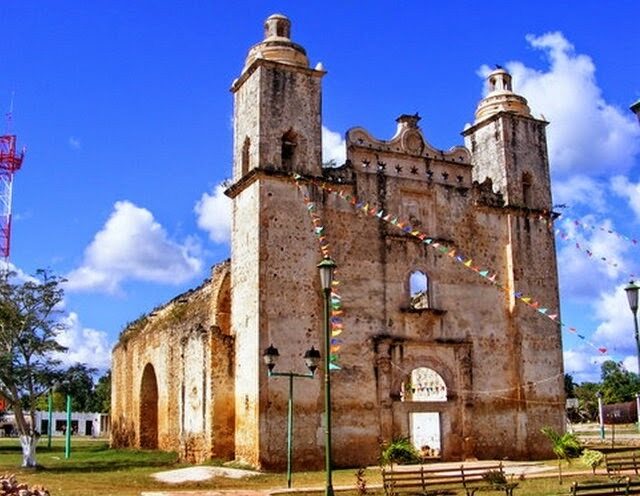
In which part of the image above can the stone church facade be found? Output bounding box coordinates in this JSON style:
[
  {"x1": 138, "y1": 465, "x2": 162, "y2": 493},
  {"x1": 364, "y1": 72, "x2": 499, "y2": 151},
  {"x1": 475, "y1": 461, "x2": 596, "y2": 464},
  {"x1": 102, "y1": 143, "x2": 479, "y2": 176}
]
[{"x1": 111, "y1": 14, "x2": 565, "y2": 468}]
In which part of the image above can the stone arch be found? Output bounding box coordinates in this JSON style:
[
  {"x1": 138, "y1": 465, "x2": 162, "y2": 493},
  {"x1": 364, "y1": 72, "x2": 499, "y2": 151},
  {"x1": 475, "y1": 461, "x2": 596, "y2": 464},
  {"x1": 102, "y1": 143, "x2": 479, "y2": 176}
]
[
  {"x1": 401, "y1": 366, "x2": 447, "y2": 402},
  {"x1": 211, "y1": 261, "x2": 231, "y2": 335},
  {"x1": 391, "y1": 356, "x2": 454, "y2": 401},
  {"x1": 139, "y1": 363, "x2": 159, "y2": 449}
]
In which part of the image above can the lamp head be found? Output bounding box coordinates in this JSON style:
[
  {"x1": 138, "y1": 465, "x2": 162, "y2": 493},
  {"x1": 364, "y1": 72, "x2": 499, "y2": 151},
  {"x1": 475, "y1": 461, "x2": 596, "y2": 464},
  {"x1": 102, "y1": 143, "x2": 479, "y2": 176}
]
[
  {"x1": 625, "y1": 281, "x2": 639, "y2": 314},
  {"x1": 317, "y1": 257, "x2": 337, "y2": 291},
  {"x1": 303, "y1": 346, "x2": 321, "y2": 374},
  {"x1": 262, "y1": 344, "x2": 280, "y2": 372}
]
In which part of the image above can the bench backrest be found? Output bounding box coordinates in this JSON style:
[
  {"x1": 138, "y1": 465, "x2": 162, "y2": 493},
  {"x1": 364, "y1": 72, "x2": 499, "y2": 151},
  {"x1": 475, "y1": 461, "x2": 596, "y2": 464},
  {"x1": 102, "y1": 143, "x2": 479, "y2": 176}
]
[
  {"x1": 605, "y1": 451, "x2": 640, "y2": 475},
  {"x1": 382, "y1": 462, "x2": 505, "y2": 495},
  {"x1": 572, "y1": 478, "x2": 640, "y2": 495}
]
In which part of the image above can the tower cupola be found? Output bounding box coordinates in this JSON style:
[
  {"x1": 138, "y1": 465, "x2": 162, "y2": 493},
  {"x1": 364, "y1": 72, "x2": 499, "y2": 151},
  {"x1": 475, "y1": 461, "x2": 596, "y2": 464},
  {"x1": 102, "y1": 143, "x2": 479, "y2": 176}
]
[
  {"x1": 243, "y1": 14, "x2": 309, "y2": 72},
  {"x1": 474, "y1": 68, "x2": 531, "y2": 123}
]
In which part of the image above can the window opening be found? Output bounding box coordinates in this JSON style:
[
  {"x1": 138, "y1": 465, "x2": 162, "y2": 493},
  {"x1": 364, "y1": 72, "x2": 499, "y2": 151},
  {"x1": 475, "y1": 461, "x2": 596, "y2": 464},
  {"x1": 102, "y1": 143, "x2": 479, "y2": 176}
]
[
  {"x1": 410, "y1": 270, "x2": 429, "y2": 309},
  {"x1": 522, "y1": 171, "x2": 532, "y2": 207},
  {"x1": 281, "y1": 130, "x2": 297, "y2": 170},
  {"x1": 241, "y1": 137, "x2": 250, "y2": 176}
]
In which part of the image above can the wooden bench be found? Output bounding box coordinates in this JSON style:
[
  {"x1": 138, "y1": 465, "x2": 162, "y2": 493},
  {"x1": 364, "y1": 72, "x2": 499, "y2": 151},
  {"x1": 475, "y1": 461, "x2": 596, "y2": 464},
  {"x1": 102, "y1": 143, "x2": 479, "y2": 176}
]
[
  {"x1": 605, "y1": 452, "x2": 640, "y2": 477},
  {"x1": 381, "y1": 462, "x2": 517, "y2": 496},
  {"x1": 570, "y1": 477, "x2": 640, "y2": 495}
]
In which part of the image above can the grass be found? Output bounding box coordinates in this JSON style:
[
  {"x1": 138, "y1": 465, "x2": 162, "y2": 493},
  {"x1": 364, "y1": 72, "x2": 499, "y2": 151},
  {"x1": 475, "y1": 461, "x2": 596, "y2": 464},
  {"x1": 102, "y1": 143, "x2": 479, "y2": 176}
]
[{"x1": 1, "y1": 431, "x2": 640, "y2": 496}]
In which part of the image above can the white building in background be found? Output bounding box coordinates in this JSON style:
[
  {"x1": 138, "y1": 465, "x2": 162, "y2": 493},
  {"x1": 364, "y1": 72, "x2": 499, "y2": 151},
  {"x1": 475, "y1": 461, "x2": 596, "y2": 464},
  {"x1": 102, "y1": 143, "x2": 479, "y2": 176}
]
[
  {"x1": 0, "y1": 411, "x2": 109, "y2": 437},
  {"x1": 34, "y1": 411, "x2": 110, "y2": 437}
]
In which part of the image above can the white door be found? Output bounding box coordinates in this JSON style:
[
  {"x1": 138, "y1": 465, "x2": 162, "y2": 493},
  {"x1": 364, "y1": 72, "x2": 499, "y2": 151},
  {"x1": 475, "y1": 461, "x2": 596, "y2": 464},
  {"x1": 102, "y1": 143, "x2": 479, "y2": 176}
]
[{"x1": 410, "y1": 412, "x2": 441, "y2": 455}]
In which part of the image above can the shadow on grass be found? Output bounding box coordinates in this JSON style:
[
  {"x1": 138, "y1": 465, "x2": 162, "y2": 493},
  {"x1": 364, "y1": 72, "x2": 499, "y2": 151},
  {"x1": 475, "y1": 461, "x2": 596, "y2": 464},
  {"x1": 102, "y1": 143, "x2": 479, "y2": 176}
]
[{"x1": 0, "y1": 441, "x2": 180, "y2": 474}]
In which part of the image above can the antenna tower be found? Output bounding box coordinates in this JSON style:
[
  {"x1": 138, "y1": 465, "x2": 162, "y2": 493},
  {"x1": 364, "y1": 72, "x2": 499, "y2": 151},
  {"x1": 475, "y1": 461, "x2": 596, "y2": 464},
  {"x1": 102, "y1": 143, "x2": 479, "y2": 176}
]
[{"x1": 0, "y1": 134, "x2": 24, "y2": 265}]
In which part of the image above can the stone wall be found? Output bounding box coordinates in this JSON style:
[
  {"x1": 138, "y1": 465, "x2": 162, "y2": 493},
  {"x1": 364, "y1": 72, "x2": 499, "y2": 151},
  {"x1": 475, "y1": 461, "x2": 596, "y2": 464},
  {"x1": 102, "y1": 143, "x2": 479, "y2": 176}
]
[{"x1": 111, "y1": 261, "x2": 234, "y2": 463}]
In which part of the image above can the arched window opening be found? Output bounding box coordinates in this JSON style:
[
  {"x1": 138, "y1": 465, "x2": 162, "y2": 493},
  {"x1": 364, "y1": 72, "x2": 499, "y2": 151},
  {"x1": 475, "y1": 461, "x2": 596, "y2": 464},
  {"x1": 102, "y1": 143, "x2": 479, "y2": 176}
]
[
  {"x1": 401, "y1": 367, "x2": 447, "y2": 402},
  {"x1": 241, "y1": 137, "x2": 250, "y2": 176},
  {"x1": 409, "y1": 270, "x2": 429, "y2": 309},
  {"x1": 139, "y1": 363, "x2": 158, "y2": 449},
  {"x1": 522, "y1": 171, "x2": 532, "y2": 207},
  {"x1": 281, "y1": 130, "x2": 297, "y2": 170}
]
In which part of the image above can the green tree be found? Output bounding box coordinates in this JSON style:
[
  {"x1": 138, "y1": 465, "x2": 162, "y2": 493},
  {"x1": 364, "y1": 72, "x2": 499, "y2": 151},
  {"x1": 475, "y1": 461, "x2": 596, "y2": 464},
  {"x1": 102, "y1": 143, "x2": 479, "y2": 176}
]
[
  {"x1": 59, "y1": 364, "x2": 97, "y2": 412},
  {"x1": 564, "y1": 373, "x2": 576, "y2": 398},
  {"x1": 541, "y1": 426, "x2": 581, "y2": 484},
  {"x1": 0, "y1": 270, "x2": 67, "y2": 467},
  {"x1": 600, "y1": 360, "x2": 640, "y2": 403},
  {"x1": 90, "y1": 370, "x2": 111, "y2": 413},
  {"x1": 574, "y1": 382, "x2": 600, "y2": 422}
]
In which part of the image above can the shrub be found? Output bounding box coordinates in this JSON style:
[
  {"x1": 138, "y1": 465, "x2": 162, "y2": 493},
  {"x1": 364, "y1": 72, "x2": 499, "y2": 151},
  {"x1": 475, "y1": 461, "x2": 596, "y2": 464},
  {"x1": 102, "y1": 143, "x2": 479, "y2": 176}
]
[
  {"x1": 482, "y1": 470, "x2": 507, "y2": 485},
  {"x1": 581, "y1": 449, "x2": 604, "y2": 475},
  {"x1": 380, "y1": 437, "x2": 422, "y2": 466}
]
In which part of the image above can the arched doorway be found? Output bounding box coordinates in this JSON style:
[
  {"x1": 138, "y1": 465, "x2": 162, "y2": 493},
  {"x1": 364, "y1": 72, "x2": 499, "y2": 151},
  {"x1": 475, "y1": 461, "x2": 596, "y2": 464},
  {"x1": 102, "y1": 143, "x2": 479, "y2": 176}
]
[
  {"x1": 139, "y1": 363, "x2": 158, "y2": 449},
  {"x1": 401, "y1": 367, "x2": 447, "y2": 458}
]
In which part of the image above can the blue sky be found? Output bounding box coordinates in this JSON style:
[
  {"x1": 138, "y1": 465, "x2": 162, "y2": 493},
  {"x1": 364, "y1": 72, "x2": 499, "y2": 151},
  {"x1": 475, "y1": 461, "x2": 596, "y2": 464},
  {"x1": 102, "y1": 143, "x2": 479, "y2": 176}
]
[{"x1": 1, "y1": 1, "x2": 639, "y2": 382}]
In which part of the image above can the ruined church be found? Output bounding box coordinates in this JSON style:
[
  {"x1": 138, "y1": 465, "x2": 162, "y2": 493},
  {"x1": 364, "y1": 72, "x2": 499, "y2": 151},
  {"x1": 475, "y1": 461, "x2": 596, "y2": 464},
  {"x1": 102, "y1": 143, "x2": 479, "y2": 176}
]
[{"x1": 111, "y1": 14, "x2": 565, "y2": 468}]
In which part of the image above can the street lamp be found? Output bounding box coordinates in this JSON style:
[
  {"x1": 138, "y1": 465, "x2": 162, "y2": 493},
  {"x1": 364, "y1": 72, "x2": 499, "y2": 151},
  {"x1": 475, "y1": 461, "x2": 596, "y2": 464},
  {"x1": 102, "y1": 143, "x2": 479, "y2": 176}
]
[
  {"x1": 263, "y1": 344, "x2": 320, "y2": 489},
  {"x1": 625, "y1": 281, "x2": 640, "y2": 375},
  {"x1": 317, "y1": 256, "x2": 336, "y2": 496},
  {"x1": 596, "y1": 391, "x2": 605, "y2": 440}
]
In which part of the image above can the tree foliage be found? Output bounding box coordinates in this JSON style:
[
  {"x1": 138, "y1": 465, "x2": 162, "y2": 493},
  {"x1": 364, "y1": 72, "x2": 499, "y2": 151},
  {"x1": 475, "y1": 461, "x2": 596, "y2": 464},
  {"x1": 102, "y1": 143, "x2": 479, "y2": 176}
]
[
  {"x1": 541, "y1": 426, "x2": 582, "y2": 484},
  {"x1": 0, "y1": 269, "x2": 68, "y2": 467},
  {"x1": 600, "y1": 360, "x2": 640, "y2": 404},
  {"x1": 90, "y1": 370, "x2": 111, "y2": 413}
]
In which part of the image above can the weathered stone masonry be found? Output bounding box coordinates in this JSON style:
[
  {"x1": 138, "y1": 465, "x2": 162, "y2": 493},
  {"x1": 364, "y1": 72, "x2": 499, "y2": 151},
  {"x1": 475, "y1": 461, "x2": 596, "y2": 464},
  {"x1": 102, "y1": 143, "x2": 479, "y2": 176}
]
[{"x1": 111, "y1": 14, "x2": 565, "y2": 468}]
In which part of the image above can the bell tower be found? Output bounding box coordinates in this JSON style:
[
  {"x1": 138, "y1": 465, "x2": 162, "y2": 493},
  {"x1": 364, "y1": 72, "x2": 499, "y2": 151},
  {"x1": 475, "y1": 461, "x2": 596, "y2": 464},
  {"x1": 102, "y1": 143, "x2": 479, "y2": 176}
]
[
  {"x1": 463, "y1": 68, "x2": 552, "y2": 210},
  {"x1": 227, "y1": 14, "x2": 326, "y2": 468},
  {"x1": 231, "y1": 13, "x2": 325, "y2": 183},
  {"x1": 463, "y1": 68, "x2": 564, "y2": 456}
]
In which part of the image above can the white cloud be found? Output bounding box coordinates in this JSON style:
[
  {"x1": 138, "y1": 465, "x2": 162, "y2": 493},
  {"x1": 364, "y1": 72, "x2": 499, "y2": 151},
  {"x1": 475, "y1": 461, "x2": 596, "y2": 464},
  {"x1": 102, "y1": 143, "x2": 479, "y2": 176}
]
[
  {"x1": 563, "y1": 347, "x2": 606, "y2": 384},
  {"x1": 194, "y1": 184, "x2": 231, "y2": 244},
  {"x1": 592, "y1": 282, "x2": 639, "y2": 358},
  {"x1": 552, "y1": 175, "x2": 607, "y2": 212},
  {"x1": 556, "y1": 216, "x2": 633, "y2": 301},
  {"x1": 322, "y1": 125, "x2": 346, "y2": 166},
  {"x1": 53, "y1": 312, "x2": 112, "y2": 371},
  {"x1": 66, "y1": 200, "x2": 203, "y2": 293},
  {"x1": 68, "y1": 137, "x2": 81, "y2": 150},
  {"x1": 611, "y1": 175, "x2": 640, "y2": 222},
  {"x1": 496, "y1": 32, "x2": 640, "y2": 177}
]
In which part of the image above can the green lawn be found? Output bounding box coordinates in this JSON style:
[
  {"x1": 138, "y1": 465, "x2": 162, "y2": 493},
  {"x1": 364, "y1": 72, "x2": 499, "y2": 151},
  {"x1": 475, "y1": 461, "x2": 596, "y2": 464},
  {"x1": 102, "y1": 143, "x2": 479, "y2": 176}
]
[{"x1": 0, "y1": 437, "x2": 635, "y2": 496}]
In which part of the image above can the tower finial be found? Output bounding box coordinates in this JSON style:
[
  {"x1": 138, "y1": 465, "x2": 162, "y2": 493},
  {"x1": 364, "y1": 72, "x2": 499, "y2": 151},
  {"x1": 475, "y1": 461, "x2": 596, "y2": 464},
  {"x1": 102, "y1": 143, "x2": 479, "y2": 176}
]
[
  {"x1": 242, "y1": 14, "x2": 310, "y2": 72},
  {"x1": 474, "y1": 67, "x2": 531, "y2": 123}
]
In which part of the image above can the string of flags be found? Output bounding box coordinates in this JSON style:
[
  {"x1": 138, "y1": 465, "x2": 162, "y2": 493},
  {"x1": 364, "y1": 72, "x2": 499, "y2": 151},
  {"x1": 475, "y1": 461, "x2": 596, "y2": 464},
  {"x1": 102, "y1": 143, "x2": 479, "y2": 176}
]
[
  {"x1": 295, "y1": 177, "x2": 343, "y2": 370},
  {"x1": 292, "y1": 173, "x2": 609, "y2": 356},
  {"x1": 555, "y1": 206, "x2": 640, "y2": 248},
  {"x1": 555, "y1": 227, "x2": 638, "y2": 280},
  {"x1": 390, "y1": 361, "x2": 566, "y2": 406}
]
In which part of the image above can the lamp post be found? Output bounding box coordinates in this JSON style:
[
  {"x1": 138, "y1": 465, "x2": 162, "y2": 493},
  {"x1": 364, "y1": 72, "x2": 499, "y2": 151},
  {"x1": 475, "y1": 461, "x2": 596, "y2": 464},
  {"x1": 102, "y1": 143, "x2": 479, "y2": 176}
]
[
  {"x1": 596, "y1": 391, "x2": 605, "y2": 440},
  {"x1": 317, "y1": 256, "x2": 336, "y2": 496},
  {"x1": 625, "y1": 281, "x2": 640, "y2": 375},
  {"x1": 263, "y1": 344, "x2": 320, "y2": 489},
  {"x1": 636, "y1": 393, "x2": 640, "y2": 433}
]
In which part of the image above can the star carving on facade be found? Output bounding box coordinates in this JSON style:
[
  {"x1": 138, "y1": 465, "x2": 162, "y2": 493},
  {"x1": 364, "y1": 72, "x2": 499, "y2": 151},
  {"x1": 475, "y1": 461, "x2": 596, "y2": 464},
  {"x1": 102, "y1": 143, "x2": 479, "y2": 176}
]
[
  {"x1": 395, "y1": 164, "x2": 403, "y2": 173},
  {"x1": 377, "y1": 161, "x2": 386, "y2": 171},
  {"x1": 426, "y1": 170, "x2": 434, "y2": 180},
  {"x1": 442, "y1": 171, "x2": 449, "y2": 180},
  {"x1": 410, "y1": 166, "x2": 418, "y2": 175},
  {"x1": 362, "y1": 159, "x2": 371, "y2": 168}
]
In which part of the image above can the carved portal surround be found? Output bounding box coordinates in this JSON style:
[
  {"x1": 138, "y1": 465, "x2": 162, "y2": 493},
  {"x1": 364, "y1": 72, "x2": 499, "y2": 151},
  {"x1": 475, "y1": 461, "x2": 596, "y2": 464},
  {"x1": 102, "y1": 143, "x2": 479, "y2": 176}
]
[{"x1": 372, "y1": 335, "x2": 475, "y2": 460}]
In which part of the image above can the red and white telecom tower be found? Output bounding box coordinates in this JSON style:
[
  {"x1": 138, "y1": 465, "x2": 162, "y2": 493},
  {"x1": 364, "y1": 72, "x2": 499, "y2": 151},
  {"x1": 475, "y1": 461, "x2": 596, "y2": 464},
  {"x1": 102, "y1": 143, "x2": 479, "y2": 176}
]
[{"x1": 0, "y1": 134, "x2": 24, "y2": 265}]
